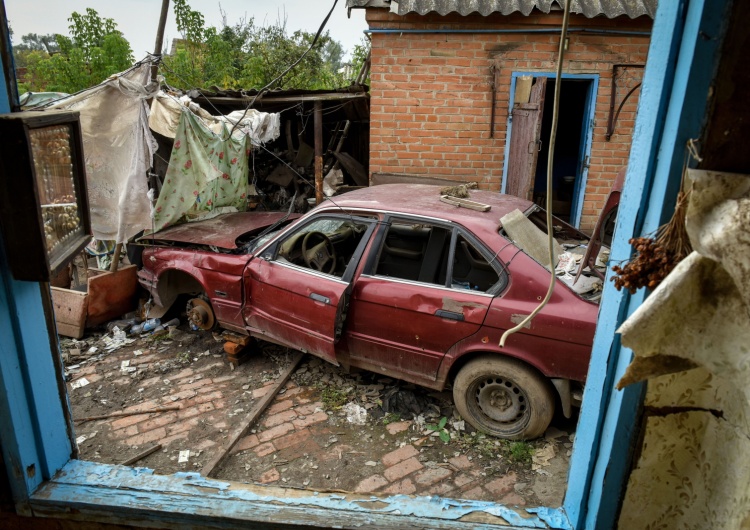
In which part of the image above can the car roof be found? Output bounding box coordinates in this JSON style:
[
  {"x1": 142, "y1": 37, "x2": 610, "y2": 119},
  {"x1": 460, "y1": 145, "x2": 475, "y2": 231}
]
[{"x1": 317, "y1": 184, "x2": 534, "y2": 228}]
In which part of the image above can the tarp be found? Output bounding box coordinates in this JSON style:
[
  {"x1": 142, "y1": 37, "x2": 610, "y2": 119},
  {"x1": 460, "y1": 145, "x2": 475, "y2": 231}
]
[
  {"x1": 50, "y1": 62, "x2": 158, "y2": 244},
  {"x1": 149, "y1": 91, "x2": 280, "y2": 144},
  {"x1": 152, "y1": 109, "x2": 251, "y2": 231}
]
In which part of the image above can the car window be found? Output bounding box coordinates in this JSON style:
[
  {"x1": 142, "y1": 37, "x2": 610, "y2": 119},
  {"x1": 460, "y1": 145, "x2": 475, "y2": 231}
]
[
  {"x1": 374, "y1": 221, "x2": 504, "y2": 293},
  {"x1": 274, "y1": 217, "x2": 370, "y2": 277}
]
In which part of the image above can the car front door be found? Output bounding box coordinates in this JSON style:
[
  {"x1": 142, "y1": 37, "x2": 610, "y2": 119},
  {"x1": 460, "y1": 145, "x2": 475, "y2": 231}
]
[
  {"x1": 343, "y1": 218, "x2": 508, "y2": 386},
  {"x1": 243, "y1": 215, "x2": 375, "y2": 366}
]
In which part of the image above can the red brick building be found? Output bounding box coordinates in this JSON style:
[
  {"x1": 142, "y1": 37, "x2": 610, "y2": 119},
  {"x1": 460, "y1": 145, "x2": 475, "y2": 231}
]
[{"x1": 347, "y1": 0, "x2": 654, "y2": 231}]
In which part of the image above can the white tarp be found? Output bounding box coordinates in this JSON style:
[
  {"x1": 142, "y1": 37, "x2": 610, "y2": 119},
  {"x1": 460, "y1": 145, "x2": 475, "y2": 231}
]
[
  {"x1": 149, "y1": 91, "x2": 281, "y2": 145},
  {"x1": 50, "y1": 62, "x2": 158, "y2": 243}
]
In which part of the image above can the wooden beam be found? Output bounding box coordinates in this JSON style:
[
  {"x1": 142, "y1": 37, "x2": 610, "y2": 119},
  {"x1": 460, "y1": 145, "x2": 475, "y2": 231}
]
[
  {"x1": 314, "y1": 101, "x2": 324, "y2": 204},
  {"x1": 201, "y1": 351, "x2": 304, "y2": 478}
]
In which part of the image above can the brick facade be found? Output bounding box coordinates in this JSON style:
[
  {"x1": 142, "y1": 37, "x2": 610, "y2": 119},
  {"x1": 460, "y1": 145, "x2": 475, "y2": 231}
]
[{"x1": 364, "y1": 10, "x2": 651, "y2": 231}]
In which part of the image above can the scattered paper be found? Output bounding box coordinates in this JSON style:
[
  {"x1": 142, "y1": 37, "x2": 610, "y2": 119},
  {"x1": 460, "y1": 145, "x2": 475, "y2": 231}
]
[
  {"x1": 178, "y1": 450, "x2": 190, "y2": 463},
  {"x1": 133, "y1": 350, "x2": 143, "y2": 356},
  {"x1": 121, "y1": 360, "x2": 131, "y2": 370},
  {"x1": 532, "y1": 443, "x2": 557, "y2": 472},
  {"x1": 70, "y1": 377, "x2": 90, "y2": 390},
  {"x1": 342, "y1": 402, "x2": 367, "y2": 425}
]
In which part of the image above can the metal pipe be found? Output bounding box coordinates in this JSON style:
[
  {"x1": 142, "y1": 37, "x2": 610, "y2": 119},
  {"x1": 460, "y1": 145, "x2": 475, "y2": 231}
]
[
  {"x1": 314, "y1": 101, "x2": 324, "y2": 204},
  {"x1": 151, "y1": 0, "x2": 170, "y2": 82},
  {"x1": 366, "y1": 28, "x2": 650, "y2": 36}
]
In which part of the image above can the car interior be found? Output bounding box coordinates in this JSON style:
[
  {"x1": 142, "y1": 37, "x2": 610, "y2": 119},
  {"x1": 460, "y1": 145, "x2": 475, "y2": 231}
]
[
  {"x1": 374, "y1": 221, "x2": 503, "y2": 293},
  {"x1": 276, "y1": 218, "x2": 370, "y2": 277}
]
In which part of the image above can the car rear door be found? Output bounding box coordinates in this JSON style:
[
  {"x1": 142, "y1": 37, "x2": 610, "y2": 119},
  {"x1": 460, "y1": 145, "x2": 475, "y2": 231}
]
[{"x1": 243, "y1": 215, "x2": 376, "y2": 366}]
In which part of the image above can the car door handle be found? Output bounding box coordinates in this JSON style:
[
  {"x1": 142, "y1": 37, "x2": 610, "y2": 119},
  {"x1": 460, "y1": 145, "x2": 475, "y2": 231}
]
[
  {"x1": 435, "y1": 309, "x2": 464, "y2": 321},
  {"x1": 310, "y1": 293, "x2": 331, "y2": 305}
]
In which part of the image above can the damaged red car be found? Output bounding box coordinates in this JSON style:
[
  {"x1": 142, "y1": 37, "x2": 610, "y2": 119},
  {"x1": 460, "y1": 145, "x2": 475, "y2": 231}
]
[{"x1": 138, "y1": 184, "x2": 610, "y2": 440}]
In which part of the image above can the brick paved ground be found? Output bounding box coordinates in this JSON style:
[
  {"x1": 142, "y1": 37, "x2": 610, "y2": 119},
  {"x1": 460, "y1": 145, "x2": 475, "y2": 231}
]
[{"x1": 69, "y1": 333, "x2": 572, "y2": 506}]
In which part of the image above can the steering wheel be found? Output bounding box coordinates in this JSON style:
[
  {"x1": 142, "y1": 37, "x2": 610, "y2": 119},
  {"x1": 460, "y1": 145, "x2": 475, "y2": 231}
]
[{"x1": 302, "y1": 231, "x2": 337, "y2": 274}]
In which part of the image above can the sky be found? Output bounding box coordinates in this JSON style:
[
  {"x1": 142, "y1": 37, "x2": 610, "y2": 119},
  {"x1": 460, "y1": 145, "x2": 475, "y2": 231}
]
[{"x1": 5, "y1": 0, "x2": 368, "y2": 60}]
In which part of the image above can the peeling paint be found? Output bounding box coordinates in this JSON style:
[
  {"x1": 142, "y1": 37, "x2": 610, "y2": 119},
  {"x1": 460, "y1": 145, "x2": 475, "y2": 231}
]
[
  {"x1": 510, "y1": 314, "x2": 532, "y2": 329},
  {"x1": 442, "y1": 297, "x2": 484, "y2": 313},
  {"x1": 40, "y1": 460, "x2": 567, "y2": 528}
]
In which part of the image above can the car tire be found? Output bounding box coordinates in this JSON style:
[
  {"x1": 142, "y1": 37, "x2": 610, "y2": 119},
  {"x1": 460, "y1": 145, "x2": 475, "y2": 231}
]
[{"x1": 453, "y1": 355, "x2": 555, "y2": 440}]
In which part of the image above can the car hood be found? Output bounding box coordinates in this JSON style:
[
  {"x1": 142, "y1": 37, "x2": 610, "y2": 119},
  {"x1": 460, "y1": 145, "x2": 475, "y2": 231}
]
[{"x1": 138, "y1": 212, "x2": 300, "y2": 250}]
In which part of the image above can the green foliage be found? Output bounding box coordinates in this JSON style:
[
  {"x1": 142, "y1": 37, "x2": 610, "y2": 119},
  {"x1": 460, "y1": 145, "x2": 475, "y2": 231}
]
[
  {"x1": 508, "y1": 441, "x2": 534, "y2": 464},
  {"x1": 350, "y1": 37, "x2": 371, "y2": 85},
  {"x1": 319, "y1": 385, "x2": 350, "y2": 410},
  {"x1": 382, "y1": 412, "x2": 401, "y2": 425},
  {"x1": 457, "y1": 432, "x2": 536, "y2": 467},
  {"x1": 17, "y1": 8, "x2": 133, "y2": 94},
  {"x1": 426, "y1": 416, "x2": 451, "y2": 443},
  {"x1": 162, "y1": 1, "x2": 351, "y2": 91}
]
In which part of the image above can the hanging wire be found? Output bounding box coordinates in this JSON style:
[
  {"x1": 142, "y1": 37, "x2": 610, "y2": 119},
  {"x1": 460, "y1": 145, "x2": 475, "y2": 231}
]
[
  {"x1": 500, "y1": 0, "x2": 572, "y2": 347},
  {"x1": 227, "y1": 0, "x2": 340, "y2": 136}
]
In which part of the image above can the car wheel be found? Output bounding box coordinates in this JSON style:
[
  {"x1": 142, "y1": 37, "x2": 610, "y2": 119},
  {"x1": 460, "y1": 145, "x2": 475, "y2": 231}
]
[
  {"x1": 453, "y1": 355, "x2": 554, "y2": 440},
  {"x1": 186, "y1": 297, "x2": 216, "y2": 331}
]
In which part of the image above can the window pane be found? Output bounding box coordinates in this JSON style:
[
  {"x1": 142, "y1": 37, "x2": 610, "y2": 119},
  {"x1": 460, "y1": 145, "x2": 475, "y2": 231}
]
[
  {"x1": 375, "y1": 222, "x2": 451, "y2": 284},
  {"x1": 451, "y1": 235, "x2": 501, "y2": 292}
]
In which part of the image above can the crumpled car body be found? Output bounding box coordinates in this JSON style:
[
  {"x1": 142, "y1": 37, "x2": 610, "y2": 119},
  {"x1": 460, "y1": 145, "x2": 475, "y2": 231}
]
[{"x1": 137, "y1": 184, "x2": 614, "y2": 439}]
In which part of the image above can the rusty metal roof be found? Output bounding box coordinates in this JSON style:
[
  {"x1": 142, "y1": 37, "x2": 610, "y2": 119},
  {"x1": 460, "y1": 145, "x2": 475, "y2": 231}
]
[{"x1": 346, "y1": 0, "x2": 656, "y2": 18}]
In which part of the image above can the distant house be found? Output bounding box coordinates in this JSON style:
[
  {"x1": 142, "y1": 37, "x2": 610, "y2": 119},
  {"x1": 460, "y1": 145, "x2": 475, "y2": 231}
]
[{"x1": 346, "y1": 0, "x2": 654, "y2": 231}]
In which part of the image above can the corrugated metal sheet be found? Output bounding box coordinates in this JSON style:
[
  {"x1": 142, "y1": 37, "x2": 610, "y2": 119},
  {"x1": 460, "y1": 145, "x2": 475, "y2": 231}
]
[{"x1": 346, "y1": 0, "x2": 656, "y2": 19}]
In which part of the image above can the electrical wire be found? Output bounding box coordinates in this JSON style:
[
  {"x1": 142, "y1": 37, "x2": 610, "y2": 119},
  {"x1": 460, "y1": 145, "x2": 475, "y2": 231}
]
[
  {"x1": 228, "y1": 0, "x2": 339, "y2": 136},
  {"x1": 500, "y1": 0, "x2": 572, "y2": 348}
]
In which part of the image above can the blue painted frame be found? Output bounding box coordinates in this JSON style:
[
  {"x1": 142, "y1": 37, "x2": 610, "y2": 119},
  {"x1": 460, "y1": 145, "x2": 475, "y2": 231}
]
[
  {"x1": 0, "y1": 0, "x2": 731, "y2": 527},
  {"x1": 501, "y1": 71, "x2": 599, "y2": 229}
]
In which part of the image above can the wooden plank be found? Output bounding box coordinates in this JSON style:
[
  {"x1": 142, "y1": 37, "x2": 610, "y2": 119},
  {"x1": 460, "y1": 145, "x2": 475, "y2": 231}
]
[
  {"x1": 74, "y1": 405, "x2": 181, "y2": 424},
  {"x1": 50, "y1": 287, "x2": 87, "y2": 339},
  {"x1": 439, "y1": 196, "x2": 491, "y2": 212},
  {"x1": 121, "y1": 444, "x2": 161, "y2": 466},
  {"x1": 201, "y1": 351, "x2": 304, "y2": 478},
  {"x1": 85, "y1": 265, "x2": 138, "y2": 327},
  {"x1": 514, "y1": 75, "x2": 533, "y2": 105},
  {"x1": 332, "y1": 152, "x2": 368, "y2": 187}
]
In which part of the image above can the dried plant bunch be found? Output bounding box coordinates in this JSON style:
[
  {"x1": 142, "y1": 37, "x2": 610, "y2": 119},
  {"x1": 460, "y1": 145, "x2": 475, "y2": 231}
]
[{"x1": 612, "y1": 190, "x2": 692, "y2": 293}]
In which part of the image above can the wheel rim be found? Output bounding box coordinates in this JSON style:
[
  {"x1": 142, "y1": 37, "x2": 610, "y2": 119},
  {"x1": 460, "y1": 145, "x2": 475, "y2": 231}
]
[
  {"x1": 187, "y1": 298, "x2": 215, "y2": 330},
  {"x1": 469, "y1": 375, "x2": 530, "y2": 433}
]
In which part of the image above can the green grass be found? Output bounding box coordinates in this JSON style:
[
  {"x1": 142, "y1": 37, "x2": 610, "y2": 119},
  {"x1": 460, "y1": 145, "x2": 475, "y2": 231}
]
[
  {"x1": 319, "y1": 385, "x2": 350, "y2": 410},
  {"x1": 382, "y1": 412, "x2": 401, "y2": 425}
]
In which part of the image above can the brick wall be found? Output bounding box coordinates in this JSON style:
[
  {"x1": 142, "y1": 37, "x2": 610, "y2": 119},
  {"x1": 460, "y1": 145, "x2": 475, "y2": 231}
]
[{"x1": 365, "y1": 10, "x2": 651, "y2": 232}]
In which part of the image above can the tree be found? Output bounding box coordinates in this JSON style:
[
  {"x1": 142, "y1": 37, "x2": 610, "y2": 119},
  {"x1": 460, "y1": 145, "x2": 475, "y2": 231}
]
[
  {"x1": 18, "y1": 8, "x2": 133, "y2": 94},
  {"x1": 161, "y1": 0, "x2": 350, "y2": 91}
]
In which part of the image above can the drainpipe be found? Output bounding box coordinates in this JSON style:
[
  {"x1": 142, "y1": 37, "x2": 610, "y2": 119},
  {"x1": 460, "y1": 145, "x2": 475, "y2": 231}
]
[{"x1": 366, "y1": 28, "x2": 650, "y2": 36}]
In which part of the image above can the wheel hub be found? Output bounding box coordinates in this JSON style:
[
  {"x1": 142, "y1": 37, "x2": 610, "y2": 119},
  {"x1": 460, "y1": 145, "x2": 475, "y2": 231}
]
[
  {"x1": 186, "y1": 298, "x2": 215, "y2": 330},
  {"x1": 475, "y1": 378, "x2": 526, "y2": 424}
]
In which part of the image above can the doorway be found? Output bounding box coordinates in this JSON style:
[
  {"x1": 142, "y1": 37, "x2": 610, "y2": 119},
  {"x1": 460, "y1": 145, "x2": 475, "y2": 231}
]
[{"x1": 502, "y1": 74, "x2": 598, "y2": 227}]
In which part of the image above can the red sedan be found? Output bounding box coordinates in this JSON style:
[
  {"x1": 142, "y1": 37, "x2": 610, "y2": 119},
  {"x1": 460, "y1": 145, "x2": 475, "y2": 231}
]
[{"x1": 138, "y1": 184, "x2": 607, "y2": 439}]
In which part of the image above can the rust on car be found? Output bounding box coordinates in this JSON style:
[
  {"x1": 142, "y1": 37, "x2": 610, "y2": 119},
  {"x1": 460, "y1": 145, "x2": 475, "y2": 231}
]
[{"x1": 137, "y1": 183, "x2": 619, "y2": 440}]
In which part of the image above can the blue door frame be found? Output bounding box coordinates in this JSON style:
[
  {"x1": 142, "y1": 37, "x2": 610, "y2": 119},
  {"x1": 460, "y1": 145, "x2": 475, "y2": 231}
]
[
  {"x1": 0, "y1": 0, "x2": 731, "y2": 527},
  {"x1": 501, "y1": 72, "x2": 599, "y2": 229}
]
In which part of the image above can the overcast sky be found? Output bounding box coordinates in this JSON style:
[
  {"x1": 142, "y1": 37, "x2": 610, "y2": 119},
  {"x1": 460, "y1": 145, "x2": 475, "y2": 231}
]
[{"x1": 5, "y1": 0, "x2": 368, "y2": 60}]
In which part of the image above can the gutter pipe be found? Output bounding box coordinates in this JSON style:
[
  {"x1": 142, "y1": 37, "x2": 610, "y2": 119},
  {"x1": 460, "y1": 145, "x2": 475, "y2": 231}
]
[{"x1": 366, "y1": 28, "x2": 650, "y2": 36}]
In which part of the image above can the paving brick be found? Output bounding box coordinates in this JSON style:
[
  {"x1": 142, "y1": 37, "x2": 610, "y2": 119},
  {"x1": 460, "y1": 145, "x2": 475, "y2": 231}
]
[
  {"x1": 382, "y1": 444, "x2": 419, "y2": 467},
  {"x1": 277, "y1": 438, "x2": 321, "y2": 461},
  {"x1": 254, "y1": 442, "x2": 275, "y2": 457},
  {"x1": 171, "y1": 368, "x2": 195, "y2": 380},
  {"x1": 262, "y1": 409, "x2": 298, "y2": 428},
  {"x1": 110, "y1": 425, "x2": 139, "y2": 439},
  {"x1": 382, "y1": 478, "x2": 416, "y2": 495},
  {"x1": 212, "y1": 399, "x2": 228, "y2": 410},
  {"x1": 223, "y1": 342, "x2": 245, "y2": 356},
  {"x1": 354, "y1": 474, "x2": 388, "y2": 493},
  {"x1": 177, "y1": 380, "x2": 211, "y2": 392},
  {"x1": 139, "y1": 375, "x2": 162, "y2": 387},
  {"x1": 484, "y1": 472, "x2": 517, "y2": 496},
  {"x1": 232, "y1": 434, "x2": 259, "y2": 453},
  {"x1": 414, "y1": 466, "x2": 453, "y2": 486},
  {"x1": 427, "y1": 482, "x2": 456, "y2": 496},
  {"x1": 448, "y1": 455, "x2": 474, "y2": 470},
  {"x1": 292, "y1": 411, "x2": 328, "y2": 429},
  {"x1": 112, "y1": 376, "x2": 132, "y2": 386},
  {"x1": 166, "y1": 417, "x2": 200, "y2": 436},
  {"x1": 460, "y1": 486, "x2": 487, "y2": 500},
  {"x1": 252, "y1": 386, "x2": 273, "y2": 399},
  {"x1": 194, "y1": 439, "x2": 218, "y2": 451},
  {"x1": 111, "y1": 413, "x2": 151, "y2": 431},
  {"x1": 258, "y1": 422, "x2": 295, "y2": 443},
  {"x1": 196, "y1": 362, "x2": 224, "y2": 373},
  {"x1": 160, "y1": 432, "x2": 189, "y2": 447},
  {"x1": 183, "y1": 391, "x2": 223, "y2": 407},
  {"x1": 500, "y1": 492, "x2": 526, "y2": 506},
  {"x1": 137, "y1": 412, "x2": 178, "y2": 433},
  {"x1": 294, "y1": 397, "x2": 312, "y2": 405},
  {"x1": 276, "y1": 387, "x2": 303, "y2": 400},
  {"x1": 267, "y1": 400, "x2": 294, "y2": 414},
  {"x1": 260, "y1": 468, "x2": 279, "y2": 483},
  {"x1": 123, "y1": 427, "x2": 166, "y2": 446},
  {"x1": 273, "y1": 429, "x2": 312, "y2": 451},
  {"x1": 294, "y1": 402, "x2": 324, "y2": 415},
  {"x1": 386, "y1": 421, "x2": 412, "y2": 435},
  {"x1": 384, "y1": 457, "x2": 423, "y2": 482},
  {"x1": 454, "y1": 473, "x2": 476, "y2": 488}
]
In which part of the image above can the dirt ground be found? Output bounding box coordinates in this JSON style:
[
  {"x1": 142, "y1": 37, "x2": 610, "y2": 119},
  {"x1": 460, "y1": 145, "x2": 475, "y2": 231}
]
[{"x1": 64, "y1": 321, "x2": 576, "y2": 508}]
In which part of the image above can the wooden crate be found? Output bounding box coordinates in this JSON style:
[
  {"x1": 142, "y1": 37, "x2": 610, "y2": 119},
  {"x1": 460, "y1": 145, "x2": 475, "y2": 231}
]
[{"x1": 51, "y1": 265, "x2": 139, "y2": 339}]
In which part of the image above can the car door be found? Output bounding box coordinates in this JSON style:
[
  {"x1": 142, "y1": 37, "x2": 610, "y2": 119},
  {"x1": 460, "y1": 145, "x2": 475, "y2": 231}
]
[
  {"x1": 243, "y1": 215, "x2": 376, "y2": 366},
  {"x1": 344, "y1": 217, "x2": 508, "y2": 386}
]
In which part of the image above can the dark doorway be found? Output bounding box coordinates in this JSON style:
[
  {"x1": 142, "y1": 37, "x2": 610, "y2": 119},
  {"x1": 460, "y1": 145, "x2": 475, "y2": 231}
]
[{"x1": 533, "y1": 79, "x2": 591, "y2": 223}]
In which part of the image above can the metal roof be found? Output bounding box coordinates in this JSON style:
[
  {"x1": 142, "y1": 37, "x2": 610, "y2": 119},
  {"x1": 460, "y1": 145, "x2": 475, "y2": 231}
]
[{"x1": 346, "y1": 0, "x2": 656, "y2": 19}]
